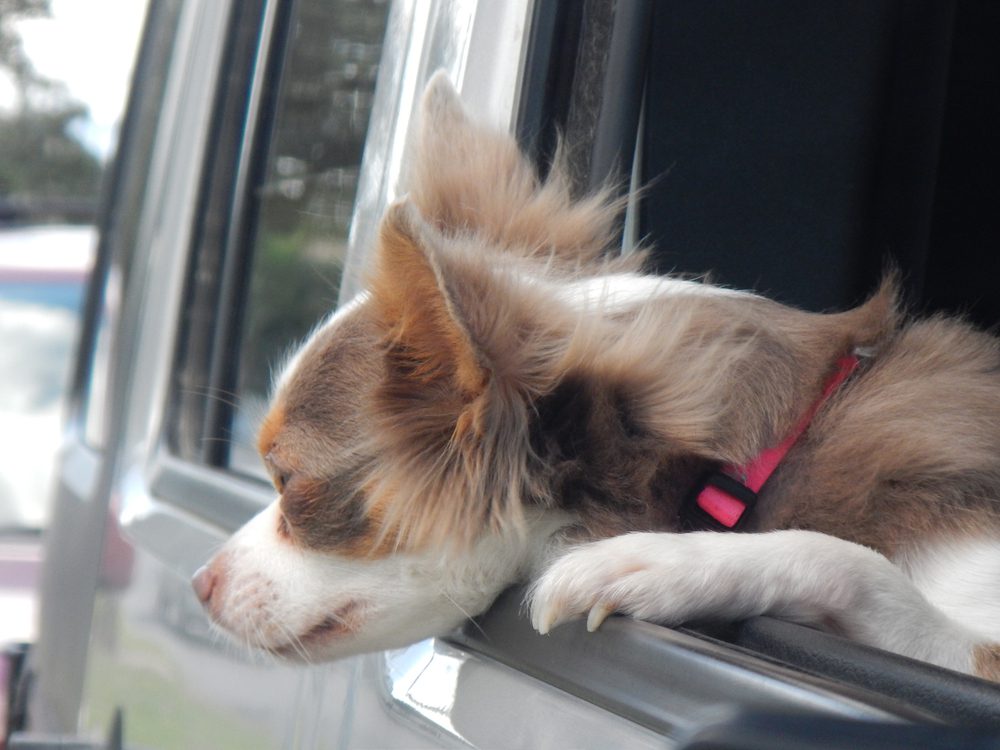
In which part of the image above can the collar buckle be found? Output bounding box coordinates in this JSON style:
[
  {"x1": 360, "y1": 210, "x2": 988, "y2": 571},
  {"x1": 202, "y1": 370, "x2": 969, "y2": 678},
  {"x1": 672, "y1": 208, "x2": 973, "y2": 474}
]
[{"x1": 684, "y1": 471, "x2": 758, "y2": 531}]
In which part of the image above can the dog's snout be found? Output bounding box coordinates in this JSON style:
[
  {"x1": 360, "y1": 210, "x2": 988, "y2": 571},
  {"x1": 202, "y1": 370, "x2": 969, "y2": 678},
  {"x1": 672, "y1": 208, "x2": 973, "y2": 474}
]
[{"x1": 192, "y1": 565, "x2": 217, "y2": 605}]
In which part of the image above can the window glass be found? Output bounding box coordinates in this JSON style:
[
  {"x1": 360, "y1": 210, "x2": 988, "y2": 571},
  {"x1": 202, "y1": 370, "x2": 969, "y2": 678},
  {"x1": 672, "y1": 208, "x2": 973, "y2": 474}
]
[{"x1": 227, "y1": 0, "x2": 390, "y2": 477}]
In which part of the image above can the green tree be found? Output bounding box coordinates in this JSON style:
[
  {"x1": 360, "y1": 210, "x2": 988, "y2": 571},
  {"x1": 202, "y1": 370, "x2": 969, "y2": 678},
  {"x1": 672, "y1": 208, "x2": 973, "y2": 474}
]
[
  {"x1": 0, "y1": 0, "x2": 102, "y2": 221},
  {"x1": 0, "y1": 0, "x2": 50, "y2": 105}
]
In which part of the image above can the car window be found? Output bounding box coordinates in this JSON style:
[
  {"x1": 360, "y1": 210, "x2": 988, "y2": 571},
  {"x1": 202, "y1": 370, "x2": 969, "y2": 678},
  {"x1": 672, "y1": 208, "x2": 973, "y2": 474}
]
[{"x1": 225, "y1": 0, "x2": 390, "y2": 479}]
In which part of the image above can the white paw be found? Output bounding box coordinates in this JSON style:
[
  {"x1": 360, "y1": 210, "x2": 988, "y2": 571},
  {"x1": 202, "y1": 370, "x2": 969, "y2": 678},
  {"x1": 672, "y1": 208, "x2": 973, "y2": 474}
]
[
  {"x1": 525, "y1": 528, "x2": 977, "y2": 675},
  {"x1": 528, "y1": 533, "x2": 705, "y2": 635}
]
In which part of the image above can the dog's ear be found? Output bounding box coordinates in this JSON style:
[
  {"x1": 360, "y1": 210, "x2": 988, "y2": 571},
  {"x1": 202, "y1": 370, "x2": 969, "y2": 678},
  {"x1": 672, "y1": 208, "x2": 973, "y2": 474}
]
[
  {"x1": 407, "y1": 72, "x2": 629, "y2": 268},
  {"x1": 419, "y1": 70, "x2": 470, "y2": 136},
  {"x1": 408, "y1": 71, "x2": 530, "y2": 242},
  {"x1": 369, "y1": 200, "x2": 489, "y2": 396},
  {"x1": 366, "y1": 200, "x2": 568, "y2": 549}
]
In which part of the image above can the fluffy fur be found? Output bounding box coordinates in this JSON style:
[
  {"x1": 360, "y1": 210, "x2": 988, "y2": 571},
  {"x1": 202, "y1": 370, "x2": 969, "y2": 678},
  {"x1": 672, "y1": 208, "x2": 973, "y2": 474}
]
[{"x1": 193, "y1": 73, "x2": 1000, "y2": 680}]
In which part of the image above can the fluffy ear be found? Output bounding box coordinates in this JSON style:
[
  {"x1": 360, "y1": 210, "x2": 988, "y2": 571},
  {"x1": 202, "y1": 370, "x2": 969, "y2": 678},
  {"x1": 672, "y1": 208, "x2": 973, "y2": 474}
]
[
  {"x1": 420, "y1": 70, "x2": 470, "y2": 135},
  {"x1": 365, "y1": 200, "x2": 571, "y2": 550},
  {"x1": 408, "y1": 71, "x2": 630, "y2": 268},
  {"x1": 368, "y1": 200, "x2": 488, "y2": 396}
]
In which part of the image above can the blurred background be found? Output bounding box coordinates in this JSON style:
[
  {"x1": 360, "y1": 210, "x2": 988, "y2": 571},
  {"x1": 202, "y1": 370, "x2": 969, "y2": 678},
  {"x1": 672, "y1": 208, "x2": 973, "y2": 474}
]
[{"x1": 0, "y1": 0, "x2": 147, "y2": 644}]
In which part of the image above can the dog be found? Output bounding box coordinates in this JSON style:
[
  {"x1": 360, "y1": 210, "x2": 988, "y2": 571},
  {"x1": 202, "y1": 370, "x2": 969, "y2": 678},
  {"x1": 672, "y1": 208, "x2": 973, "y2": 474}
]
[{"x1": 192, "y1": 72, "x2": 1000, "y2": 681}]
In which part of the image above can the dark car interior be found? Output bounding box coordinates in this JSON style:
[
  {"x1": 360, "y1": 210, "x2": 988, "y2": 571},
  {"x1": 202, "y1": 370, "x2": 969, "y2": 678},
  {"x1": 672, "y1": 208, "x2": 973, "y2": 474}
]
[{"x1": 638, "y1": 0, "x2": 1000, "y2": 327}]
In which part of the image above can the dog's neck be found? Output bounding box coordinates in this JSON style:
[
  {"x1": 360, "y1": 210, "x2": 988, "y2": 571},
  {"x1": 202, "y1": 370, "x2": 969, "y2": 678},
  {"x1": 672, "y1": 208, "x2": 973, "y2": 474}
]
[
  {"x1": 683, "y1": 354, "x2": 862, "y2": 531},
  {"x1": 528, "y1": 375, "x2": 713, "y2": 537}
]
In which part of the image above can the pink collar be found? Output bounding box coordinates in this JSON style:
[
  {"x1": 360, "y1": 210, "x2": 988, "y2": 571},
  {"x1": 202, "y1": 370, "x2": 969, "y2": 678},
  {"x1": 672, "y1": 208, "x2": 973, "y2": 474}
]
[{"x1": 691, "y1": 354, "x2": 861, "y2": 529}]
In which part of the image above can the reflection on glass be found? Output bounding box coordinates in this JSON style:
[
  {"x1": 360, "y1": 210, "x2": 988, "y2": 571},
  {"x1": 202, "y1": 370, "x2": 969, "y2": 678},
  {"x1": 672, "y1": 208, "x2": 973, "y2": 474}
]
[{"x1": 229, "y1": 0, "x2": 390, "y2": 477}]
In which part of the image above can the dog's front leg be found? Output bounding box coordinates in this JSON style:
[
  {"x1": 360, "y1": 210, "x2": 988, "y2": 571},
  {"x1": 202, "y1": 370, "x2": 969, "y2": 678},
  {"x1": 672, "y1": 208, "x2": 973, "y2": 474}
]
[{"x1": 528, "y1": 529, "x2": 988, "y2": 677}]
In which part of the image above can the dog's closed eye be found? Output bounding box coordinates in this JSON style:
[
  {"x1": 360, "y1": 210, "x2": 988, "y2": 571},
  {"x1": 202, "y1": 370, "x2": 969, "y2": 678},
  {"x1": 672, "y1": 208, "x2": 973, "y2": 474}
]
[
  {"x1": 275, "y1": 472, "x2": 289, "y2": 494},
  {"x1": 262, "y1": 450, "x2": 291, "y2": 494}
]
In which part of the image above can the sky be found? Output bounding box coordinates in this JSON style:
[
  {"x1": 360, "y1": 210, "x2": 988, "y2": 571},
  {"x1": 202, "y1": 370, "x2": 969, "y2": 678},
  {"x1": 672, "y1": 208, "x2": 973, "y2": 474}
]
[{"x1": 5, "y1": 0, "x2": 149, "y2": 160}]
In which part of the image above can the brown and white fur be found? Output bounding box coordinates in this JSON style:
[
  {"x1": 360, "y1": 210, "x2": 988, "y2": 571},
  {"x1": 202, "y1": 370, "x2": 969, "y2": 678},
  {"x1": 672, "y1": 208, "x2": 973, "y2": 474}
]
[{"x1": 193, "y1": 73, "x2": 1000, "y2": 680}]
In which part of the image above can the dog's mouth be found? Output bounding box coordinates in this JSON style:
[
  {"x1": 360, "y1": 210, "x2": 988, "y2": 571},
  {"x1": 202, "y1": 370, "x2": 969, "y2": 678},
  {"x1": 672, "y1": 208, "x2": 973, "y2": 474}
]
[{"x1": 268, "y1": 599, "x2": 368, "y2": 658}]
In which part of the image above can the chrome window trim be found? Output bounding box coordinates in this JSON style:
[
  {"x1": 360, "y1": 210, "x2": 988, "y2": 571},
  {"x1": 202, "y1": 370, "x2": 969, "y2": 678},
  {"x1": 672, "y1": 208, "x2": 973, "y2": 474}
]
[
  {"x1": 448, "y1": 591, "x2": 921, "y2": 737},
  {"x1": 119, "y1": 0, "x2": 238, "y2": 464},
  {"x1": 381, "y1": 638, "x2": 666, "y2": 749}
]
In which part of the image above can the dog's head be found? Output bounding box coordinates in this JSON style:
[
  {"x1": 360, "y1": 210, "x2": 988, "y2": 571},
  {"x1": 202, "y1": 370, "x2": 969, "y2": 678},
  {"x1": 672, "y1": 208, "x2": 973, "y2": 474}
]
[{"x1": 191, "y1": 74, "x2": 624, "y2": 661}]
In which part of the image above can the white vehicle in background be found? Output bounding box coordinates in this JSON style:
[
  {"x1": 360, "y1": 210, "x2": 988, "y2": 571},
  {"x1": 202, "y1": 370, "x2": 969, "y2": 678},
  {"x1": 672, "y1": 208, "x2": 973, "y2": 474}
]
[
  {"x1": 8, "y1": 1, "x2": 1000, "y2": 749},
  {"x1": 0, "y1": 226, "x2": 95, "y2": 531}
]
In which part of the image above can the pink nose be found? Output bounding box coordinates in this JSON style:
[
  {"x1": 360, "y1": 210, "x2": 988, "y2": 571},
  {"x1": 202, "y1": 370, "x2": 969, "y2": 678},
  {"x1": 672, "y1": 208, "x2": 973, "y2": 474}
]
[{"x1": 191, "y1": 565, "x2": 216, "y2": 605}]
